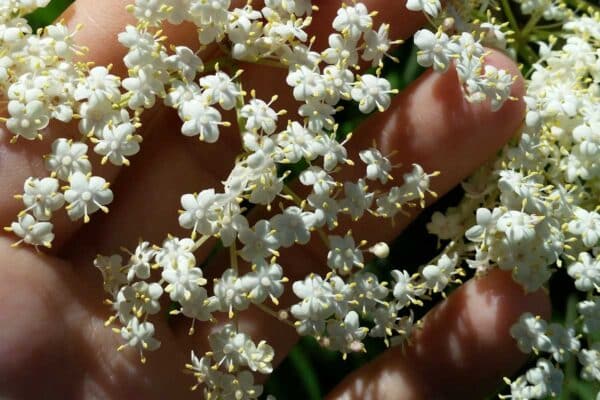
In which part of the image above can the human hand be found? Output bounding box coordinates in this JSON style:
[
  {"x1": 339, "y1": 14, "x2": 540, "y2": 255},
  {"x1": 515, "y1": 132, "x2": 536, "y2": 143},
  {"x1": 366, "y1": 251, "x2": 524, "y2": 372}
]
[{"x1": 0, "y1": 1, "x2": 550, "y2": 399}]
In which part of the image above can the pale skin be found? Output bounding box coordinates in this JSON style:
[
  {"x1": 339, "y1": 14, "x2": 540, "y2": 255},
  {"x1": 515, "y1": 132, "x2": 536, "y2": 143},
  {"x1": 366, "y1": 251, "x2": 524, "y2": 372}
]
[{"x1": 0, "y1": 1, "x2": 550, "y2": 399}]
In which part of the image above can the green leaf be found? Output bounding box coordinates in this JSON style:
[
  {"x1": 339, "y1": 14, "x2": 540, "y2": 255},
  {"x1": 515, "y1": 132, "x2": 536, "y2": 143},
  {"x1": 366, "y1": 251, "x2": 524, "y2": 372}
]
[{"x1": 26, "y1": 0, "x2": 74, "y2": 30}]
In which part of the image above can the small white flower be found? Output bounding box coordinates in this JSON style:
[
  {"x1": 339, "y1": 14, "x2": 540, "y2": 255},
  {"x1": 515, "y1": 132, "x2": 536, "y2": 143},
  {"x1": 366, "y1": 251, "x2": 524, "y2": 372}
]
[
  {"x1": 214, "y1": 269, "x2": 250, "y2": 317},
  {"x1": 64, "y1": 172, "x2": 113, "y2": 223},
  {"x1": 326, "y1": 311, "x2": 368, "y2": 354},
  {"x1": 120, "y1": 317, "x2": 160, "y2": 360},
  {"x1": 567, "y1": 207, "x2": 600, "y2": 248},
  {"x1": 351, "y1": 74, "x2": 395, "y2": 113},
  {"x1": 240, "y1": 98, "x2": 279, "y2": 134},
  {"x1": 422, "y1": 253, "x2": 459, "y2": 293},
  {"x1": 44, "y1": 139, "x2": 91, "y2": 181},
  {"x1": 332, "y1": 3, "x2": 372, "y2": 40},
  {"x1": 74, "y1": 66, "x2": 121, "y2": 103},
  {"x1": 162, "y1": 266, "x2": 207, "y2": 303},
  {"x1": 270, "y1": 206, "x2": 314, "y2": 247},
  {"x1": 178, "y1": 189, "x2": 219, "y2": 238},
  {"x1": 359, "y1": 148, "x2": 393, "y2": 183},
  {"x1": 567, "y1": 252, "x2": 600, "y2": 292},
  {"x1": 93, "y1": 122, "x2": 142, "y2": 166},
  {"x1": 414, "y1": 29, "x2": 457, "y2": 73},
  {"x1": 405, "y1": 0, "x2": 441, "y2": 17},
  {"x1": 6, "y1": 100, "x2": 49, "y2": 140},
  {"x1": 340, "y1": 179, "x2": 373, "y2": 220},
  {"x1": 7, "y1": 214, "x2": 54, "y2": 248},
  {"x1": 155, "y1": 236, "x2": 196, "y2": 270},
  {"x1": 362, "y1": 24, "x2": 399, "y2": 66},
  {"x1": 199, "y1": 71, "x2": 241, "y2": 110},
  {"x1": 126, "y1": 241, "x2": 156, "y2": 281},
  {"x1": 179, "y1": 100, "x2": 226, "y2": 143},
  {"x1": 327, "y1": 233, "x2": 364, "y2": 275},
  {"x1": 286, "y1": 66, "x2": 326, "y2": 102},
  {"x1": 19, "y1": 177, "x2": 64, "y2": 221},
  {"x1": 242, "y1": 261, "x2": 285, "y2": 305},
  {"x1": 238, "y1": 219, "x2": 280, "y2": 263}
]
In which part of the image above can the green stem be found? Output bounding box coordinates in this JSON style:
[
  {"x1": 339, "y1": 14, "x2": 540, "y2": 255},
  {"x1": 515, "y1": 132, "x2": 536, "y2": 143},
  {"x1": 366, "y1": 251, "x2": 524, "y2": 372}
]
[
  {"x1": 288, "y1": 346, "x2": 321, "y2": 400},
  {"x1": 520, "y1": 11, "x2": 544, "y2": 40},
  {"x1": 564, "y1": 0, "x2": 600, "y2": 12},
  {"x1": 500, "y1": 0, "x2": 520, "y2": 35}
]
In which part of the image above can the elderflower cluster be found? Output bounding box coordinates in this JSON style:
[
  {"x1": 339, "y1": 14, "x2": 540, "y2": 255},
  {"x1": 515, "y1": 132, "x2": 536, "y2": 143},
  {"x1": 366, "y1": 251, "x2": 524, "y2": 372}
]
[
  {"x1": 21, "y1": 0, "x2": 600, "y2": 398},
  {"x1": 417, "y1": 8, "x2": 600, "y2": 399}
]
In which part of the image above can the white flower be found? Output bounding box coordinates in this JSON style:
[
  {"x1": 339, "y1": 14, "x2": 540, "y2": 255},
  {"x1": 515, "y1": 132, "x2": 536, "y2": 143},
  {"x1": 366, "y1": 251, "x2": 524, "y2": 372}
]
[
  {"x1": 545, "y1": 323, "x2": 580, "y2": 363},
  {"x1": 508, "y1": 358, "x2": 563, "y2": 399},
  {"x1": 422, "y1": 253, "x2": 459, "y2": 293},
  {"x1": 578, "y1": 344, "x2": 600, "y2": 382},
  {"x1": 351, "y1": 74, "x2": 395, "y2": 114},
  {"x1": 326, "y1": 311, "x2": 368, "y2": 354},
  {"x1": 165, "y1": 46, "x2": 203, "y2": 81},
  {"x1": 74, "y1": 66, "x2": 121, "y2": 103},
  {"x1": 340, "y1": 179, "x2": 373, "y2": 220},
  {"x1": 238, "y1": 219, "x2": 280, "y2": 262},
  {"x1": 243, "y1": 339, "x2": 275, "y2": 374},
  {"x1": 270, "y1": 206, "x2": 314, "y2": 247},
  {"x1": 332, "y1": 3, "x2": 372, "y2": 40},
  {"x1": 496, "y1": 210, "x2": 540, "y2": 244},
  {"x1": 286, "y1": 66, "x2": 326, "y2": 102},
  {"x1": 578, "y1": 298, "x2": 600, "y2": 334},
  {"x1": 298, "y1": 100, "x2": 336, "y2": 132},
  {"x1": 299, "y1": 166, "x2": 336, "y2": 196},
  {"x1": 322, "y1": 33, "x2": 359, "y2": 66},
  {"x1": 362, "y1": 24, "x2": 398, "y2": 67},
  {"x1": 240, "y1": 98, "x2": 279, "y2": 134},
  {"x1": 414, "y1": 29, "x2": 457, "y2": 73},
  {"x1": 510, "y1": 313, "x2": 551, "y2": 353},
  {"x1": 6, "y1": 100, "x2": 49, "y2": 140},
  {"x1": 93, "y1": 122, "x2": 142, "y2": 166},
  {"x1": 214, "y1": 269, "x2": 250, "y2": 317},
  {"x1": 465, "y1": 207, "x2": 502, "y2": 242},
  {"x1": 179, "y1": 99, "x2": 225, "y2": 143},
  {"x1": 242, "y1": 261, "x2": 285, "y2": 305},
  {"x1": 64, "y1": 172, "x2": 113, "y2": 223},
  {"x1": 178, "y1": 189, "x2": 219, "y2": 238},
  {"x1": 567, "y1": 252, "x2": 600, "y2": 292},
  {"x1": 162, "y1": 266, "x2": 207, "y2": 303},
  {"x1": 350, "y1": 272, "x2": 389, "y2": 315},
  {"x1": 327, "y1": 233, "x2": 364, "y2": 275},
  {"x1": 19, "y1": 177, "x2": 64, "y2": 220},
  {"x1": 359, "y1": 148, "x2": 392, "y2": 183},
  {"x1": 567, "y1": 207, "x2": 600, "y2": 248},
  {"x1": 7, "y1": 214, "x2": 54, "y2": 248},
  {"x1": 155, "y1": 236, "x2": 196, "y2": 270},
  {"x1": 120, "y1": 317, "x2": 160, "y2": 360},
  {"x1": 44, "y1": 139, "x2": 91, "y2": 181},
  {"x1": 390, "y1": 269, "x2": 423, "y2": 309},
  {"x1": 126, "y1": 241, "x2": 156, "y2": 281},
  {"x1": 291, "y1": 274, "x2": 334, "y2": 321},
  {"x1": 199, "y1": 71, "x2": 241, "y2": 110},
  {"x1": 406, "y1": 0, "x2": 441, "y2": 17}
]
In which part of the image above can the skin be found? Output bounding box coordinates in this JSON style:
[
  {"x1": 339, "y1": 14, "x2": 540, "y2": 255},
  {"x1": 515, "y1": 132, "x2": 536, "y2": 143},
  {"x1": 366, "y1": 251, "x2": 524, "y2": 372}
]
[{"x1": 0, "y1": 1, "x2": 550, "y2": 399}]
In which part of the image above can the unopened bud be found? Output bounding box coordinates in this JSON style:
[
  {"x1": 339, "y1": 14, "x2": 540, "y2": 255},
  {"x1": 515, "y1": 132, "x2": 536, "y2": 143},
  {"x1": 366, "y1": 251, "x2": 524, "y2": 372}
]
[{"x1": 369, "y1": 242, "x2": 389, "y2": 258}]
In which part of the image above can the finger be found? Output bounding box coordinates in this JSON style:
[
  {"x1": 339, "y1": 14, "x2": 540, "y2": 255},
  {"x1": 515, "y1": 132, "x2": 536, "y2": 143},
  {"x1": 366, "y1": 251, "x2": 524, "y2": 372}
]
[
  {"x1": 0, "y1": 237, "x2": 194, "y2": 400},
  {"x1": 327, "y1": 269, "x2": 551, "y2": 400}
]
